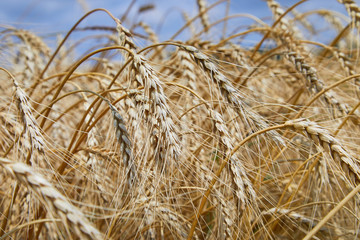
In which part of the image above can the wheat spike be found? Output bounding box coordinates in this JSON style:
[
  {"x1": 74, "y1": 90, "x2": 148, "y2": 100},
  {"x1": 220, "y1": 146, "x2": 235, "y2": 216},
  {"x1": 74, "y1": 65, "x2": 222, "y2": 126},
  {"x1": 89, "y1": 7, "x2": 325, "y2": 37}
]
[
  {"x1": 131, "y1": 54, "x2": 181, "y2": 163},
  {"x1": 286, "y1": 119, "x2": 360, "y2": 186},
  {"x1": 181, "y1": 44, "x2": 284, "y2": 143},
  {"x1": 196, "y1": 0, "x2": 210, "y2": 32},
  {"x1": 0, "y1": 157, "x2": 103, "y2": 239},
  {"x1": 109, "y1": 103, "x2": 137, "y2": 186},
  {"x1": 337, "y1": 0, "x2": 360, "y2": 28},
  {"x1": 10, "y1": 74, "x2": 45, "y2": 155}
]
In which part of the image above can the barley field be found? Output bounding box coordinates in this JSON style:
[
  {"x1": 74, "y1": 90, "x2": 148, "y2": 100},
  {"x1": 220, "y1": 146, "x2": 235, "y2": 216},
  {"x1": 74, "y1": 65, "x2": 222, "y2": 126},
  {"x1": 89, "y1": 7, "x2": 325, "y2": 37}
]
[{"x1": 1, "y1": 0, "x2": 360, "y2": 239}]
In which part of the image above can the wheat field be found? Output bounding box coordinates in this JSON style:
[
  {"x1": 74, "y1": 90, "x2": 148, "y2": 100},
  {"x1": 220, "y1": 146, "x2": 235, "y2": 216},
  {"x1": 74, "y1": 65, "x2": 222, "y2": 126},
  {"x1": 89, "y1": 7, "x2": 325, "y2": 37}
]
[{"x1": 1, "y1": 0, "x2": 360, "y2": 239}]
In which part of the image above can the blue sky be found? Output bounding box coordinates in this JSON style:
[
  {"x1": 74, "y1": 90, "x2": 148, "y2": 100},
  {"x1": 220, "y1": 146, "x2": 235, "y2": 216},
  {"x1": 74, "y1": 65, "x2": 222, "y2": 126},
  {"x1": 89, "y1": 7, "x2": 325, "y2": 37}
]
[{"x1": 0, "y1": 0, "x2": 351, "y2": 48}]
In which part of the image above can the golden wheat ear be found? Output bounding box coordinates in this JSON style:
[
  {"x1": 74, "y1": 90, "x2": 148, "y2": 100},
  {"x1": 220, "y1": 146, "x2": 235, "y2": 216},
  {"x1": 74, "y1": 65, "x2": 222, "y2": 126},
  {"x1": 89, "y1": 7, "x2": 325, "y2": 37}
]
[
  {"x1": 131, "y1": 54, "x2": 181, "y2": 164},
  {"x1": 0, "y1": 157, "x2": 103, "y2": 239},
  {"x1": 81, "y1": 89, "x2": 138, "y2": 187},
  {"x1": 1, "y1": 67, "x2": 45, "y2": 160},
  {"x1": 109, "y1": 104, "x2": 137, "y2": 185},
  {"x1": 286, "y1": 119, "x2": 360, "y2": 186},
  {"x1": 181, "y1": 44, "x2": 284, "y2": 143}
]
